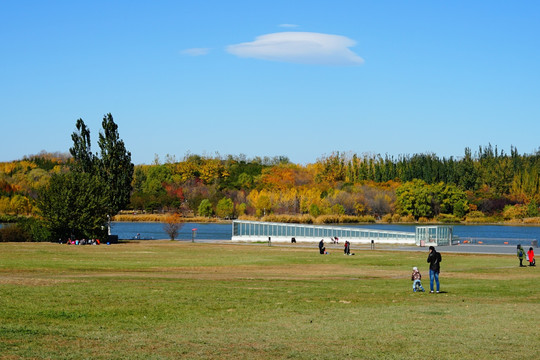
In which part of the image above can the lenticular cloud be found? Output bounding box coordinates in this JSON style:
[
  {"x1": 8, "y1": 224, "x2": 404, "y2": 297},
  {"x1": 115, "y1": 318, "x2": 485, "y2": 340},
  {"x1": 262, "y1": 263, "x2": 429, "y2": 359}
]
[{"x1": 227, "y1": 32, "x2": 364, "y2": 66}]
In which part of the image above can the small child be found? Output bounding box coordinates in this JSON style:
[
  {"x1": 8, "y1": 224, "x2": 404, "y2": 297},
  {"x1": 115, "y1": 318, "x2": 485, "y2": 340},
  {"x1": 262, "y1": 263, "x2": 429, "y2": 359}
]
[
  {"x1": 411, "y1": 267, "x2": 425, "y2": 292},
  {"x1": 528, "y1": 247, "x2": 536, "y2": 266}
]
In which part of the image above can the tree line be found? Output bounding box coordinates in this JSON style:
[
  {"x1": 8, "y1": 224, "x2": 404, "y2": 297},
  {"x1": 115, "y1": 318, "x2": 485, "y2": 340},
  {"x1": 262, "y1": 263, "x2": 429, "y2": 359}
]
[{"x1": 1, "y1": 120, "x2": 540, "y2": 242}]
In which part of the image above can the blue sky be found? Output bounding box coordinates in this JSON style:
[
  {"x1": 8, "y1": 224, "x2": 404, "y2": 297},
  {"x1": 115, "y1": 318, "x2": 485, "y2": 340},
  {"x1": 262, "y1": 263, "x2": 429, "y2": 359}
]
[{"x1": 1, "y1": 1, "x2": 539, "y2": 165}]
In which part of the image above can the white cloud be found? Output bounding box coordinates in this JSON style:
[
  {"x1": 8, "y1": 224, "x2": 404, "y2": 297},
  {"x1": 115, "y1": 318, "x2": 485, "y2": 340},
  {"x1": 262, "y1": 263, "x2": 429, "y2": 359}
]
[
  {"x1": 226, "y1": 32, "x2": 364, "y2": 66},
  {"x1": 278, "y1": 24, "x2": 299, "y2": 28},
  {"x1": 182, "y1": 48, "x2": 210, "y2": 56}
]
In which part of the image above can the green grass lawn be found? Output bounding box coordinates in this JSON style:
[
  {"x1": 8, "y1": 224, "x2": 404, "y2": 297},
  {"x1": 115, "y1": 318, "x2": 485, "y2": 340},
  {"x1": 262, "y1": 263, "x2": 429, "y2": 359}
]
[{"x1": 0, "y1": 241, "x2": 538, "y2": 359}]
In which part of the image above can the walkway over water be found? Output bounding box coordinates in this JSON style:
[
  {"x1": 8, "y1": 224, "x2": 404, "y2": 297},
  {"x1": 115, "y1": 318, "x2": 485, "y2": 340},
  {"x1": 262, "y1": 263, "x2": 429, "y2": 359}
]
[{"x1": 232, "y1": 220, "x2": 454, "y2": 246}]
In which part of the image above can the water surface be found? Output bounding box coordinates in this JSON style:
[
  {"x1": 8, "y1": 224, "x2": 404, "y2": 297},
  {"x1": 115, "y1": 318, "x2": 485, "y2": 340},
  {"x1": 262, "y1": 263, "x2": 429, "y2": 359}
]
[{"x1": 111, "y1": 222, "x2": 540, "y2": 246}]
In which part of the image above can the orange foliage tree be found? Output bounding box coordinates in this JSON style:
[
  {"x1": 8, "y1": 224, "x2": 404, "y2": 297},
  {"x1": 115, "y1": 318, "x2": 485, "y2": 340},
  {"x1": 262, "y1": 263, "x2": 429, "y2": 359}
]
[{"x1": 163, "y1": 213, "x2": 183, "y2": 240}]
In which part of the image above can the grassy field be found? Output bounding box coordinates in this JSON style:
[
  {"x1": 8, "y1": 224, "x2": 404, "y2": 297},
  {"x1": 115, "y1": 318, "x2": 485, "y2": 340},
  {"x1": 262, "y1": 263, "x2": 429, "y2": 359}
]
[{"x1": 0, "y1": 241, "x2": 538, "y2": 359}]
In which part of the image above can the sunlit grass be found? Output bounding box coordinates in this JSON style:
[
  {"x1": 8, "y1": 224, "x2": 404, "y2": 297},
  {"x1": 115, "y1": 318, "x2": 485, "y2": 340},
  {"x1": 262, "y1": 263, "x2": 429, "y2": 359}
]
[{"x1": 0, "y1": 241, "x2": 538, "y2": 359}]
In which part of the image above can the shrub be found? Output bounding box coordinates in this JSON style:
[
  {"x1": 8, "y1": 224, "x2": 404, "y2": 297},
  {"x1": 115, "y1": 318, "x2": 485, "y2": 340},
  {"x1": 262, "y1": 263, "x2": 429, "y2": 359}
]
[
  {"x1": 114, "y1": 214, "x2": 166, "y2": 222},
  {"x1": 238, "y1": 215, "x2": 258, "y2": 222},
  {"x1": 163, "y1": 213, "x2": 183, "y2": 241},
  {"x1": 330, "y1": 204, "x2": 345, "y2": 215},
  {"x1": 17, "y1": 217, "x2": 50, "y2": 242},
  {"x1": 502, "y1": 204, "x2": 527, "y2": 220},
  {"x1": 0, "y1": 224, "x2": 31, "y2": 242},
  {"x1": 309, "y1": 204, "x2": 321, "y2": 217},
  {"x1": 357, "y1": 215, "x2": 376, "y2": 223},
  {"x1": 315, "y1": 215, "x2": 340, "y2": 224},
  {"x1": 437, "y1": 214, "x2": 459, "y2": 223},
  {"x1": 262, "y1": 214, "x2": 300, "y2": 223},
  {"x1": 466, "y1": 210, "x2": 485, "y2": 219},
  {"x1": 400, "y1": 214, "x2": 415, "y2": 223},
  {"x1": 261, "y1": 214, "x2": 315, "y2": 224},
  {"x1": 522, "y1": 217, "x2": 540, "y2": 224},
  {"x1": 464, "y1": 211, "x2": 497, "y2": 223},
  {"x1": 314, "y1": 215, "x2": 375, "y2": 224},
  {"x1": 381, "y1": 214, "x2": 392, "y2": 223}
]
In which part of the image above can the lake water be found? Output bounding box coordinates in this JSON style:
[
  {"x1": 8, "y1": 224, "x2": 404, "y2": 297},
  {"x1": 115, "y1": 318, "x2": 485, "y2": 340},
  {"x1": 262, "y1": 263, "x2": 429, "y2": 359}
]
[
  {"x1": 112, "y1": 222, "x2": 231, "y2": 241},
  {"x1": 2, "y1": 221, "x2": 538, "y2": 246},
  {"x1": 111, "y1": 222, "x2": 540, "y2": 246}
]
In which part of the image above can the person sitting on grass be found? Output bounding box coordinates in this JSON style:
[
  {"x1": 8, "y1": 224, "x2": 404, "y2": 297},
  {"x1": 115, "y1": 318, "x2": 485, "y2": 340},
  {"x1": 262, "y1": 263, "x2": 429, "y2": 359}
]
[{"x1": 411, "y1": 267, "x2": 425, "y2": 292}]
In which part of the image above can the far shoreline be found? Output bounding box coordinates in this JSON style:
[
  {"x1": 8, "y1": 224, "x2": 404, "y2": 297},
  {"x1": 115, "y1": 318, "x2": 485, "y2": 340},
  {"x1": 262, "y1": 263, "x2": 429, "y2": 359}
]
[{"x1": 112, "y1": 213, "x2": 540, "y2": 227}]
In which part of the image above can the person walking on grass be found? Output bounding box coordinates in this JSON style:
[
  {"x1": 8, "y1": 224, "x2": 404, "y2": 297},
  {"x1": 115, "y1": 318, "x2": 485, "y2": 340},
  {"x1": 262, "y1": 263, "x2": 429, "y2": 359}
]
[
  {"x1": 517, "y1": 244, "x2": 526, "y2": 267},
  {"x1": 427, "y1": 246, "x2": 442, "y2": 293}
]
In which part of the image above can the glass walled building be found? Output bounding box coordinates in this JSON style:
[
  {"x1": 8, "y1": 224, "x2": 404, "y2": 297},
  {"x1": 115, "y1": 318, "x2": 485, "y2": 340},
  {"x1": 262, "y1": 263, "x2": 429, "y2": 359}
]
[
  {"x1": 232, "y1": 220, "x2": 454, "y2": 246},
  {"x1": 415, "y1": 225, "x2": 453, "y2": 246}
]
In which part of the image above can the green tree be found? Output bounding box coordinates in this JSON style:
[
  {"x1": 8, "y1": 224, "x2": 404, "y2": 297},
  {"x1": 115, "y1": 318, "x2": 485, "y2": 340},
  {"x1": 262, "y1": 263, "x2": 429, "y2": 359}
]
[
  {"x1": 216, "y1": 198, "x2": 234, "y2": 219},
  {"x1": 431, "y1": 182, "x2": 469, "y2": 216},
  {"x1": 527, "y1": 200, "x2": 539, "y2": 217},
  {"x1": 455, "y1": 147, "x2": 478, "y2": 190},
  {"x1": 453, "y1": 199, "x2": 469, "y2": 218},
  {"x1": 38, "y1": 114, "x2": 133, "y2": 239},
  {"x1": 309, "y1": 204, "x2": 321, "y2": 217},
  {"x1": 70, "y1": 118, "x2": 96, "y2": 173},
  {"x1": 236, "y1": 202, "x2": 247, "y2": 216},
  {"x1": 396, "y1": 179, "x2": 433, "y2": 219},
  {"x1": 37, "y1": 172, "x2": 108, "y2": 241},
  {"x1": 97, "y1": 113, "x2": 134, "y2": 218},
  {"x1": 142, "y1": 165, "x2": 171, "y2": 195},
  {"x1": 198, "y1": 199, "x2": 213, "y2": 217}
]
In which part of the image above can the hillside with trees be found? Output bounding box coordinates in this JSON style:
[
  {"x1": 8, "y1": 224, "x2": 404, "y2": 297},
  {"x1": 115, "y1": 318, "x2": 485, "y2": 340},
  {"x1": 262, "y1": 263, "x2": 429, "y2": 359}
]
[{"x1": 2, "y1": 143, "x2": 540, "y2": 237}]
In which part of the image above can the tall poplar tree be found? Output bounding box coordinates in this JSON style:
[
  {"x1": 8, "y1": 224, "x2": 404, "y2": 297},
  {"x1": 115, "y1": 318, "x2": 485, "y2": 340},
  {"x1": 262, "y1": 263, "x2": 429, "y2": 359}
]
[
  {"x1": 38, "y1": 114, "x2": 133, "y2": 241},
  {"x1": 70, "y1": 119, "x2": 96, "y2": 173},
  {"x1": 97, "y1": 113, "x2": 134, "y2": 217}
]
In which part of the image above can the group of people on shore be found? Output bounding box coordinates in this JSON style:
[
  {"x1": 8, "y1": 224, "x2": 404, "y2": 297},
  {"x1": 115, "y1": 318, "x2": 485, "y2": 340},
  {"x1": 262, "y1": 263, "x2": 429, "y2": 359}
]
[{"x1": 65, "y1": 238, "x2": 101, "y2": 245}]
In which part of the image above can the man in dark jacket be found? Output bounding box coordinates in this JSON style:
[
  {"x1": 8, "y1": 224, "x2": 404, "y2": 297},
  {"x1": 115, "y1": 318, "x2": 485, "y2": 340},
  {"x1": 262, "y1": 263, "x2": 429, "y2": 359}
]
[
  {"x1": 427, "y1": 246, "x2": 442, "y2": 293},
  {"x1": 319, "y1": 239, "x2": 325, "y2": 254}
]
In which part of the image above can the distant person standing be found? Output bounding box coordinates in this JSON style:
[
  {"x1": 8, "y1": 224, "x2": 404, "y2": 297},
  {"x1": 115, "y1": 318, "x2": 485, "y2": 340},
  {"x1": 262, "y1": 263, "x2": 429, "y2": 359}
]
[
  {"x1": 319, "y1": 239, "x2": 326, "y2": 254},
  {"x1": 517, "y1": 244, "x2": 526, "y2": 267},
  {"x1": 427, "y1": 246, "x2": 442, "y2": 293},
  {"x1": 344, "y1": 240, "x2": 350, "y2": 255},
  {"x1": 527, "y1": 247, "x2": 535, "y2": 266}
]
